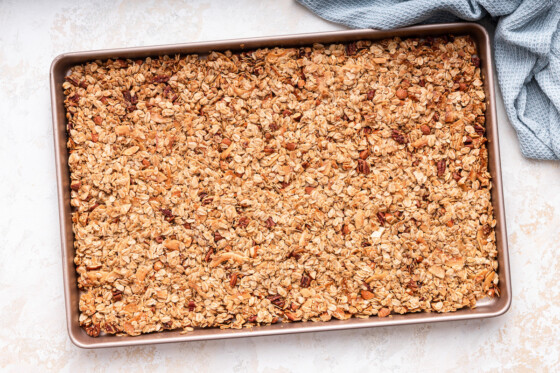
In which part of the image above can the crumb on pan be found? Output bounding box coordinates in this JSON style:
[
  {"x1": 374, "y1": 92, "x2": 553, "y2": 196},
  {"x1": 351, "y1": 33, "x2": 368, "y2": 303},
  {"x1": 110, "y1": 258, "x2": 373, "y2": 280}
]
[{"x1": 63, "y1": 35, "x2": 498, "y2": 337}]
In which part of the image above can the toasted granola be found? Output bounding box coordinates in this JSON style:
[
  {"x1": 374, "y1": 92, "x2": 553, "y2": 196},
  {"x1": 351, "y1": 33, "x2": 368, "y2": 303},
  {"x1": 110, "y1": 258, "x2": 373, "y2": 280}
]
[{"x1": 63, "y1": 35, "x2": 498, "y2": 337}]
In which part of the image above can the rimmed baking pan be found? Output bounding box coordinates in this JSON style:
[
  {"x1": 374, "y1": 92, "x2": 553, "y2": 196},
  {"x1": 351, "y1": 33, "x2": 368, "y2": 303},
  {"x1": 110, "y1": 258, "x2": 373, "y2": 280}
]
[{"x1": 51, "y1": 22, "x2": 511, "y2": 348}]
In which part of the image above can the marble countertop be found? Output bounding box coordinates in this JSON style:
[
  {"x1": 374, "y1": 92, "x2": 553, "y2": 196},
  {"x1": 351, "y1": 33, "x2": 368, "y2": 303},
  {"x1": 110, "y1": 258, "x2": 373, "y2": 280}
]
[{"x1": 1, "y1": 1, "x2": 559, "y2": 371}]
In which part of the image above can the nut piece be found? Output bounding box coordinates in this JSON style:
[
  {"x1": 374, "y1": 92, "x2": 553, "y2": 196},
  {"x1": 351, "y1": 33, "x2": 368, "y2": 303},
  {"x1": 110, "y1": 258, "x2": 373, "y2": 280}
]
[
  {"x1": 361, "y1": 290, "x2": 375, "y2": 300},
  {"x1": 396, "y1": 88, "x2": 408, "y2": 99},
  {"x1": 265, "y1": 217, "x2": 276, "y2": 229},
  {"x1": 164, "y1": 240, "x2": 181, "y2": 251},
  {"x1": 420, "y1": 125, "x2": 431, "y2": 135},
  {"x1": 357, "y1": 160, "x2": 370, "y2": 174},
  {"x1": 284, "y1": 142, "x2": 297, "y2": 151},
  {"x1": 359, "y1": 149, "x2": 369, "y2": 160},
  {"x1": 300, "y1": 274, "x2": 311, "y2": 288},
  {"x1": 437, "y1": 160, "x2": 446, "y2": 177},
  {"x1": 391, "y1": 130, "x2": 407, "y2": 144},
  {"x1": 378, "y1": 308, "x2": 390, "y2": 318},
  {"x1": 230, "y1": 273, "x2": 238, "y2": 287}
]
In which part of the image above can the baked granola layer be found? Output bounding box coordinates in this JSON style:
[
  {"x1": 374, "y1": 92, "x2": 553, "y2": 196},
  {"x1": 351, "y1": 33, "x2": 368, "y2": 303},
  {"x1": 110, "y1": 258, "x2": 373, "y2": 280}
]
[{"x1": 64, "y1": 35, "x2": 498, "y2": 337}]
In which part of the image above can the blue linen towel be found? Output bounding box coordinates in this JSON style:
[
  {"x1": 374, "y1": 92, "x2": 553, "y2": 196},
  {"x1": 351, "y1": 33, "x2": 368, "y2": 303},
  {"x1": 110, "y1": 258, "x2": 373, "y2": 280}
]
[{"x1": 297, "y1": 0, "x2": 560, "y2": 160}]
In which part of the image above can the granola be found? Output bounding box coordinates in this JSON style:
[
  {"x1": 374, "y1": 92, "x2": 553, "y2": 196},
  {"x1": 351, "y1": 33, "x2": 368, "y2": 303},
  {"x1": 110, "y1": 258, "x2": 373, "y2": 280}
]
[{"x1": 63, "y1": 35, "x2": 498, "y2": 337}]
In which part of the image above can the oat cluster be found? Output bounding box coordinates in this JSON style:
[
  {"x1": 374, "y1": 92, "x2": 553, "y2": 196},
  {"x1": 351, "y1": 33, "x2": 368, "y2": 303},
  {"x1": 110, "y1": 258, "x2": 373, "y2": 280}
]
[{"x1": 63, "y1": 35, "x2": 498, "y2": 337}]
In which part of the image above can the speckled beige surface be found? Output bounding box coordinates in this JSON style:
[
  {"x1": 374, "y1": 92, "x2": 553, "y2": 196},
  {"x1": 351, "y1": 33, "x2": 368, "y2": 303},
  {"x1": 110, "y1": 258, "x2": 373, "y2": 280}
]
[{"x1": 0, "y1": 1, "x2": 558, "y2": 372}]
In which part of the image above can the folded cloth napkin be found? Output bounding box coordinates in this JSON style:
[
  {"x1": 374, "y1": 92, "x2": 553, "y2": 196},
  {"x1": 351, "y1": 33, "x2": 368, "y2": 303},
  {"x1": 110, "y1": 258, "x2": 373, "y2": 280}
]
[{"x1": 297, "y1": 0, "x2": 560, "y2": 160}]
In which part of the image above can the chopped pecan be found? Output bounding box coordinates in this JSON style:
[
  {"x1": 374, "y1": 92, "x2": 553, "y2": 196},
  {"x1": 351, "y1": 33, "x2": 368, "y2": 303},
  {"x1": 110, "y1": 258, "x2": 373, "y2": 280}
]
[
  {"x1": 300, "y1": 274, "x2": 311, "y2": 288},
  {"x1": 84, "y1": 323, "x2": 101, "y2": 337},
  {"x1": 237, "y1": 216, "x2": 249, "y2": 228},
  {"x1": 64, "y1": 76, "x2": 79, "y2": 86},
  {"x1": 377, "y1": 212, "x2": 386, "y2": 225},
  {"x1": 474, "y1": 124, "x2": 485, "y2": 135},
  {"x1": 471, "y1": 55, "x2": 481, "y2": 67},
  {"x1": 204, "y1": 248, "x2": 214, "y2": 262},
  {"x1": 153, "y1": 75, "x2": 170, "y2": 83},
  {"x1": 437, "y1": 160, "x2": 446, "y2": 177},
  {"x1": 357, "y1": 159, "x2": 370, "y2": 174},
  {"x1": 367, "y1": 90, "x2": 376, "y2": 100},
  {"x1": 341, "y1": 224, "x2": 350, "y2": 235},
  {"x1": 267, "y1": 295, "x2": 285, "y2": 309},
  {"x1": 305, "y1": 186, "x2": 315, "y2": 194},
  {"x1": 161, "y1": 208, "x2": 174, "y2": 222},
  {"x1": 265, "y1": 217, "x2": 276, "y2": 229},
  {"x1": 359, "y1": 149, "x2": 369, "y2": 160},
  {"x1": 391, "y1": 130, "x2": 407, "y2": 144},
  {"x1": 214, "y1": 232, "x2": 224, "y2": 242},
  {"x1": 112, "y1": 290, "x2": 122, "y2": 301},
  {"x1": 93, "y1": 116, "x2": 103, "y2": 125},
  {"x1": 70, "y1": 182, "x2": 81, "y2": 191},
  {"x1": 187, "y1": 300, "x2": 196, "y2": 311},
  {"x1": 104, "y1": 323, "x2": 118, "y2": 334},
  {"x1": 346, "y1": 42, "x2": 357, "y2": 56}
]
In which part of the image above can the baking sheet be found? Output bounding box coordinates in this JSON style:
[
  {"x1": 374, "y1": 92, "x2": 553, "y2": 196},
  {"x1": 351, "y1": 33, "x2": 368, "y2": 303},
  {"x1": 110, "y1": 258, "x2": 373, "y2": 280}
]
[{"x1": 50, "y1": 22, "x2": 511, "y2": 348}]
